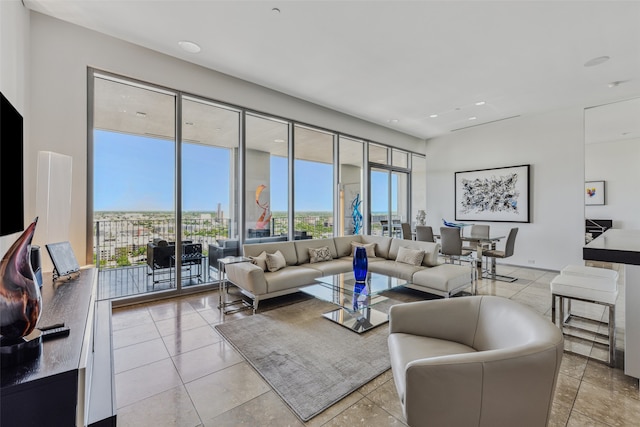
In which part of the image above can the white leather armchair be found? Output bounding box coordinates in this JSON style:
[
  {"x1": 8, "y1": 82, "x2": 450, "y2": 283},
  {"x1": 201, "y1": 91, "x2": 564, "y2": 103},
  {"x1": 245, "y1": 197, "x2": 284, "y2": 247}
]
[{"x1": 388, "y1": 295, "x2": 563, "y2": 427}]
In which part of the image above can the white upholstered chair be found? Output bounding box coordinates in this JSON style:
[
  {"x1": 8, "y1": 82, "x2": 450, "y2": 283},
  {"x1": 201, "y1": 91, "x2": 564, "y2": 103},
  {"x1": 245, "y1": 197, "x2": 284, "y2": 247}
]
[{"x1": 388, "y1": 296, "x2": 564, "y2": 427}]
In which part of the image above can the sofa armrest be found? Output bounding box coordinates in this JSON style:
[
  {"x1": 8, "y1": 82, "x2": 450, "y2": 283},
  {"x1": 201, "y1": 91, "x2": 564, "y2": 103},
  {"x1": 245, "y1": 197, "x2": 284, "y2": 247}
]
[{"x1": 225, "y1": 262, "x2": 268, "y2": 296}]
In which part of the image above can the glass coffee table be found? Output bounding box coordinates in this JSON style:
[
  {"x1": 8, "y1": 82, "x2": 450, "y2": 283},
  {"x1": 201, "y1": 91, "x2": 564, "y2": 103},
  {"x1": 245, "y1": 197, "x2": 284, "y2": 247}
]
[{"x1": 300, "y1": 271, "x2": 407, "y2": 333}]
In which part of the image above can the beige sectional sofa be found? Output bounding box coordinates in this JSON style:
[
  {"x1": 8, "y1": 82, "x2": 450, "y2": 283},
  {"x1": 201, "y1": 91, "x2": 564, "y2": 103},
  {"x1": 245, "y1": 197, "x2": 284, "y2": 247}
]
[{"x1": 224, "y1": 234, "x2": 475, "y2": 312}]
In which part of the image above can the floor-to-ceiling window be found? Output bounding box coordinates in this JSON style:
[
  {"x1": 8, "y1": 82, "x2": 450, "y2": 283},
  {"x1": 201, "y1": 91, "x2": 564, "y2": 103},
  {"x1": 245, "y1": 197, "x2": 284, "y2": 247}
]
[
  {"x1": 92, "y1": 73, "x2": 180, "y2": 296},
  {"x1": 339, "y1": 137, "x2": 364, "y2": 236},
  {"x1": 244, "y1": 113, "x2": 290, "y2": 240},
  {"x1": 411, "y1": 154, "x2": 427, "y2": 227},
  {"x1": 369, "y1": 143, "x2": 410, "y2": 237},
  {"x1": 294, "y1": 125, "x2": 334, "y2": 239},
  {"x1": 91, "y1": 71, "x2": 424, "y2": 302},
  {"x1": 181, "y1": 96, "x2": 240, "y2": 287}
]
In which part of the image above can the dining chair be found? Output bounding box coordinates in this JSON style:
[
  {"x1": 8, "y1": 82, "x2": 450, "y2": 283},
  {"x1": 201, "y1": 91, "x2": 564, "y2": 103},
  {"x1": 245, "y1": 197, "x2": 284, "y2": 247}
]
[
  {"x1": 401, "y1": 222, "x2": 412, "y2": 240},
  {"x1": 392, "y1": 219, "x2": 402, "y2": 238},
  {"x1": 415, "y1": 225, "x2": 435, "y2": 243},
  {"x1": 462, "y1": 224, "x2": 490, "y2": 252},
  {"x1": 380, "y1": 219, "x2": 389, "y2": 236},
  {"x1": 483, "y1": 227, "x2": 519, "y2": 282},
  {"x1": 439, "y1": 227, "x2": 473, "y2": 264}
]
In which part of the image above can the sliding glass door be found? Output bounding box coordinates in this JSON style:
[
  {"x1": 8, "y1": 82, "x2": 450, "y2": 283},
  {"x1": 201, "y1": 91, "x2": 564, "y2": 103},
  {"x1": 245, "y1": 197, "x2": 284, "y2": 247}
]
[
  {"x1": 181, "y1": 96, "x2": 240, "y2": 287},
  {"x1": 92, "y1": 74, "x2": 179, "y2": 296}
]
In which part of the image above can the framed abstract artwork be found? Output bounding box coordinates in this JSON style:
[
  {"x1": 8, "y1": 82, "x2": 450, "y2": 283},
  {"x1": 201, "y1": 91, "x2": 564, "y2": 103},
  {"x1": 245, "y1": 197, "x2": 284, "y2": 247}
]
[
  {"x1": 455, "y1": 164, "x2": 530, "y2": 223},
  {"x1": 585, "y1": 180, "x2": 605, "y2": 205}
]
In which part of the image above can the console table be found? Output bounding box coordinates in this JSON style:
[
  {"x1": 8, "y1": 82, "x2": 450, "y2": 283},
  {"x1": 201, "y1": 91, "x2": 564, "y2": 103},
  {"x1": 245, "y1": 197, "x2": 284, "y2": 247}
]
[
  {"x1": 0, "y1": 268, "x2": 117, "y2": 426},
  {"x1": 583, "y1": 229, "x2": 640, "y2": 379}
]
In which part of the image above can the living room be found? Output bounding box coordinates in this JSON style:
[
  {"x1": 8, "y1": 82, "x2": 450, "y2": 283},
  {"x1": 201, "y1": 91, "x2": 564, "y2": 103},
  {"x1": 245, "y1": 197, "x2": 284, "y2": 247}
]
[{"x1": 2, "y1": 1, "x2": 640, "y2": 426}]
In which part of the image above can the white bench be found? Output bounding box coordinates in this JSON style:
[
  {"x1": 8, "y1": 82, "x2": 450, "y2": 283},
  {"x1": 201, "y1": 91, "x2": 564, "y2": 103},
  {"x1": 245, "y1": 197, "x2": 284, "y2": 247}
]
[{"x1": 550, "y1": 265, "x2": 618, "y2": 366}]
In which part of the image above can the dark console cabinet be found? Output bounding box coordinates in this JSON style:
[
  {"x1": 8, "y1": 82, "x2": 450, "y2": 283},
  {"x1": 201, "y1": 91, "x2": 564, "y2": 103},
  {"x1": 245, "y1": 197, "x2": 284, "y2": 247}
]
[{"x1": 1, "y1": 268, "x2": 116, "y2": 426}]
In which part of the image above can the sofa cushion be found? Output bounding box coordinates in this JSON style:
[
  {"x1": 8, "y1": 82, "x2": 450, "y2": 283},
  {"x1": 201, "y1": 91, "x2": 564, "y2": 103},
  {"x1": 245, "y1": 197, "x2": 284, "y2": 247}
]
[
  {"x1": 243, "y1": 241, "x2": 298, "y2": 266},
  {"x1": 301, "y1": 259, "x2": 353, "y2": 275},
  {"x1": 396, "y1": 246, "x2": 425, "y2": 266},
  {"x1": 294, "y1": 238, "x2": 338, "y2": 264},
  {"x1": 361, "y1": 235, "x2": 393, "y2": 259},
  {"x1": 369, "y1": 260, "x2": 424, "y2": 281},
  {"x1": 249, "y1": 251, "x2": 268, "y2": 271},
  {"x1": 351, "y1": 242, "x2": 376, "y2": 257},
  {"x1": 309, "y1": 246, "x2": 333, "y2": 263},
  {"x1": 411, "y1": 263, "x2": 472, "y2": 294},
  {"x1": 266, "y1": 250, "x2": 287, "y2": 272},
  {"x1": 334, "y1": 236, "x2": 362, "y2": 257},
  {"x1": 389, "y1": 239, "x2": 440, "y2": 267}
]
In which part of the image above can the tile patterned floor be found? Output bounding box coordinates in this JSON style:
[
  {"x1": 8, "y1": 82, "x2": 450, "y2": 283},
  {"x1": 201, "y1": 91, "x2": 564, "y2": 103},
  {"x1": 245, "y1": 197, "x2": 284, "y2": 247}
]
[{"x1": 111, "y1": 264, "x2": 640, "y2": 426}]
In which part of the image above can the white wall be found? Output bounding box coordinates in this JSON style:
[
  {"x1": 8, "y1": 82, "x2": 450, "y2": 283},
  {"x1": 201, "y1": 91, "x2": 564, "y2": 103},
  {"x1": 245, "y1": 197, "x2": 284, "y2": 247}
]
[
  {"x1": 586, "y1": 138, "x2": 640, "y2": 229},
  {"x1": 425, "y1": 109, "x2": 586, "y2": 271},
  {"x1": 0, "y1": 0, "x2": 29, "y2": 258},
  {"x1": 27, "y1": 12, "x2": 423, "y2": 267}
]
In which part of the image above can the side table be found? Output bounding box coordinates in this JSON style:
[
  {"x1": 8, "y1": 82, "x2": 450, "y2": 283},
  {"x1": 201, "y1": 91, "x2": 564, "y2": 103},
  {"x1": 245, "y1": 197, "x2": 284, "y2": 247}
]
[{"x1": 217, "y1": 256, "x2": 252, "y2": 314}]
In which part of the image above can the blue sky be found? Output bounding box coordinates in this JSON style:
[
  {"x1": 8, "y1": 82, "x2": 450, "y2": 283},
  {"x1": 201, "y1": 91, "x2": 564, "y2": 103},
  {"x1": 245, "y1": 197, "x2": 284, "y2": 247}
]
[{"x1": 95, "y1": 131, "x2": 344, "y2": 212}]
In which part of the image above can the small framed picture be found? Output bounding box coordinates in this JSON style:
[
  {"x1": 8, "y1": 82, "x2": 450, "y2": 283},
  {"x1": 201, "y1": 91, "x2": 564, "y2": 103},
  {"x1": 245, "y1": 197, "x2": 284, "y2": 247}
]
[{"x1": 585, "y1": 181, "x2": 605, "y2": 205}]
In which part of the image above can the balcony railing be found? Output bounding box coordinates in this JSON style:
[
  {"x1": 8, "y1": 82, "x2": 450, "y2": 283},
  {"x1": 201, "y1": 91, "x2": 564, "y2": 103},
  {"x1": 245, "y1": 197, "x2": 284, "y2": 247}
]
[{"x1": 93, "y1": 214, "x2": 335, "y2": 270}]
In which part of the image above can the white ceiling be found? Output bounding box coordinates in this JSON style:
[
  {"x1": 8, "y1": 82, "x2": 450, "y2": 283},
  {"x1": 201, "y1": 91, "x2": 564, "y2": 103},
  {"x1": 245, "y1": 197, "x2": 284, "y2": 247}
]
[{"x1": 25, "y1": 0, "x2": 640, "y2": 141}]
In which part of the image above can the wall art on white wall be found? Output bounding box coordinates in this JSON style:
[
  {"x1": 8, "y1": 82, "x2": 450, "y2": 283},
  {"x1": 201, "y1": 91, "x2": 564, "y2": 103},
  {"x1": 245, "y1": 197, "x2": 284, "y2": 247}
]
[
  {"x1": 585, "y1": 180, "x2": 605, "y2": 205},
  {"x1": 455, "y1": 164, "x2": 530, "y2": 223}
]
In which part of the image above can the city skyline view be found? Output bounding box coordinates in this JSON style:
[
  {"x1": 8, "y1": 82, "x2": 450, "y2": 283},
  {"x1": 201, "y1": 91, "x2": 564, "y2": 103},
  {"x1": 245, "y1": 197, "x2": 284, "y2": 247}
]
[{"x1": 94, "y1": 130, "x2": 397, "y2": 214}]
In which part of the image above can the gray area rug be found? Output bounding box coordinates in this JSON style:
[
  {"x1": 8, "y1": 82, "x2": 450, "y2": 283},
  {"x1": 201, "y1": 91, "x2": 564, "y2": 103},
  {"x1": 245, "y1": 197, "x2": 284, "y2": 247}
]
[{"x1": 214, "y1": 292, "x2": 425, "y2": 421}]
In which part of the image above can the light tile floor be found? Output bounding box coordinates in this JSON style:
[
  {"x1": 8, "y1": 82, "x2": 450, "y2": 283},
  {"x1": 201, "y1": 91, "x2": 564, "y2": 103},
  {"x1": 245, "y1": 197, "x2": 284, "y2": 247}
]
[{"x1": 112, "y1": 264, "x2": 640, "y2": 426}]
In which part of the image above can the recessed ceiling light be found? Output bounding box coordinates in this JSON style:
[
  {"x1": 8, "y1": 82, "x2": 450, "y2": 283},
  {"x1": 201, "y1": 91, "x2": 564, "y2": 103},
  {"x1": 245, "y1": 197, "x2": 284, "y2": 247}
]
[
  {"x1": 274, "y1": 139, "x2": 285, "y2": 143},
  {"x1": 429, "y1": 114, "x2": 438, "y2": 118},
  {"x1": 468, "y1": 116, "x2": 477, "y2": 121},
  {"x1": 272, "y1": 7, "x2": 281, "y2": 13},
  {"x1": 136, "y1": 111, "x2": 146, "y2": 117},
  {"x1": 178, "y1": 40, "x2": 201, "y2": 54},
  {"x1": 185, "y1": 121, "x2": 194, "y2": 126},
  {"x1": 475, "y1": 101, "x2": 486, "y2": 106},
  {"x1": 584, "y1": 56, "x2": 610, "y2": 67}
]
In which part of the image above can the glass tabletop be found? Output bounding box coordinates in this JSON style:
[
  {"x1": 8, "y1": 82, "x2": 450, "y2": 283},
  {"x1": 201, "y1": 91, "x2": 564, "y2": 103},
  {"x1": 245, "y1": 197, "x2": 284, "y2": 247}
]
[
  {"x1": 302, "y1": 271, "x2": 407, "y2": 310},
  {"x1": 300, "y1": 271, "x2": 408, "y2": 334}
]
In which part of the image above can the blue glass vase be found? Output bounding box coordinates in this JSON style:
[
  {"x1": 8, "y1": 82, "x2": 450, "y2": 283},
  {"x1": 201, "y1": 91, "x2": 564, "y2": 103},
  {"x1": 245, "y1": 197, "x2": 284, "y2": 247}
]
[{"x1": 353, "y1": 246, "x2": 368, "y2": 283}]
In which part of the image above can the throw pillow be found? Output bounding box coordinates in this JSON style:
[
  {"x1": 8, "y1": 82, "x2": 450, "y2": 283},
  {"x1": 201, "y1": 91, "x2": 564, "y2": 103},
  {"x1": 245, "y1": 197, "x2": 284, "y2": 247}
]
[
  {"x1": 309, "y1": 246, "x2": 332, "y2": 263},
  {"x1": 265, "y1": 250, "x2": 287, "y2": 272},
  {"x1": 250, "y1": 251, "x2": 268, "y2": 271},
  {"x1": 396, "y1": 246, "x2": 425, "y2": 266},
  {"x1": 350, "y1": 242, "x2": 376, "y2": 258}
]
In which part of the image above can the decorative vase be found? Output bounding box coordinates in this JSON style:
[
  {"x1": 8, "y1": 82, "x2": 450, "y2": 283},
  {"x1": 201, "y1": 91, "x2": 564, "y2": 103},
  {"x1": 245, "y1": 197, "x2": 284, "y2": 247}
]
[
  {"x1": 0, "y1": 218, "x2": 42, "y2": 340},
  {"x1": 353, "y1": 246, "x2": 368, "y2": 283}
]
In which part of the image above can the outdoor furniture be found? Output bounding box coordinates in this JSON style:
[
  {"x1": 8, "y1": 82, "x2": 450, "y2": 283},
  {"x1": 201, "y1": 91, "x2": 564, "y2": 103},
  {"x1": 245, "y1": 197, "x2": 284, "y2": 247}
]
[
  {"x1": 146, "y1": 240, "x2": 201, "y2": 285},
  {"x1": 208, "y1": 239, "x2": 240, "y2": 273},
  {"x1": 388, "y1": 295, "x2": 563, "y2": 427}
]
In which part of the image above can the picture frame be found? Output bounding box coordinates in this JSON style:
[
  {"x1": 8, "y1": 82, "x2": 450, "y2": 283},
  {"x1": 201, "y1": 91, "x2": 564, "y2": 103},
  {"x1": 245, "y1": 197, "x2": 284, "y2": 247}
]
[
  {"x1": 585, "y1": 180, "x2": 605, "y2": 205},
  {"x1": 455, "y1": 164, "x2": 530, "y2": 223}
]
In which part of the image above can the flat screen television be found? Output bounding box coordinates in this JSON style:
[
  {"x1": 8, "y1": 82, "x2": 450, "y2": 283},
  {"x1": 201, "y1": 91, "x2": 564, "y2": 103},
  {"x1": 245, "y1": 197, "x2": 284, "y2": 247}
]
[{"x1": 0, "y1": 92, "x2": 24, "y2": 236}]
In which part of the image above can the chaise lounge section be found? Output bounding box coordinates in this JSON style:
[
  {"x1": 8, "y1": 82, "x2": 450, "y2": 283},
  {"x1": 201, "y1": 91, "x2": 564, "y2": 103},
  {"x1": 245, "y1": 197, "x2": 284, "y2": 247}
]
[{"x1": 224, "y1": 234, "x2": 475, "y2": 312}]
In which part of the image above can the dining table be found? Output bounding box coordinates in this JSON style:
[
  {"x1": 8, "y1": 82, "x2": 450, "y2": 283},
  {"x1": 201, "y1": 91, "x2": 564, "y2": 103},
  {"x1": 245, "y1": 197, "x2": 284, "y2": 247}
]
[{"x1": 432, "y1": 233, "x2": 506, "y2": 278}]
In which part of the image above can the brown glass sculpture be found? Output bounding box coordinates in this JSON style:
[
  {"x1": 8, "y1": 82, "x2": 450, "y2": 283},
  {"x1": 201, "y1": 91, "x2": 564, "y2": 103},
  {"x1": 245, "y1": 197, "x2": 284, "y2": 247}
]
[{"x1": 0, "y1": 218, "x2": 41, "y2": 340}]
